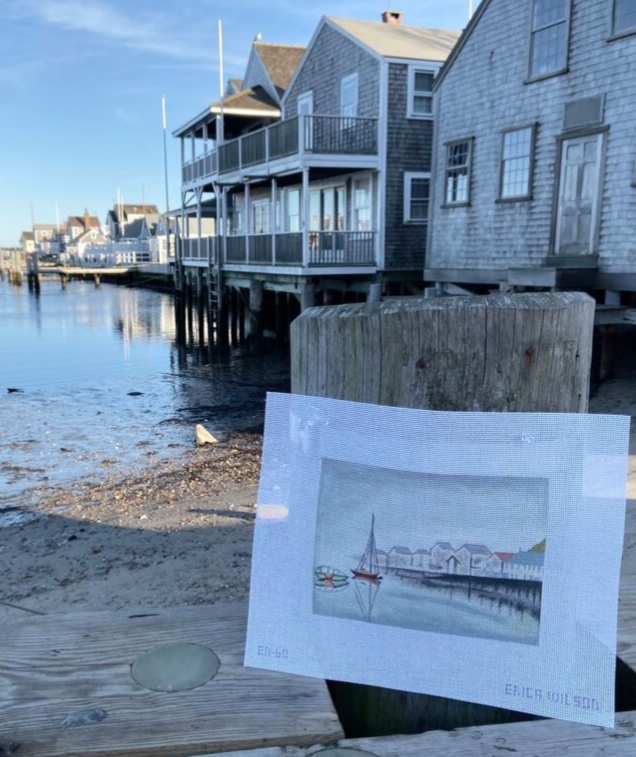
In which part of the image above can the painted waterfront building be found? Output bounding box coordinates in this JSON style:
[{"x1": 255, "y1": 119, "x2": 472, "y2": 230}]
[
  {"x1": 412, "y1": 548, "x2": 431, "y2": 570},
  {"x1": 503, "y1": 551, "x2": 545, "y2": 581},
  {"x1": 173, "y1": 12, "x2": 459, "y2": 329},
  {"x1": 428, "y1": 0, "x2": 636, "y2": 297},
  {"x1": 454, "y1": 543, "x2": 492, "y2": 575},
  {"x1": 387, "y1": 546, "x2": 413, "y2": 569},
  {"x1": 430, "y1": 541, "x2": 454, "y2": 570}
]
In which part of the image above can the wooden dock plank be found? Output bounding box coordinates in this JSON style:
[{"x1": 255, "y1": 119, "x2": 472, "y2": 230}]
[
  {"x1": 0, "y1": 603, "x2": 343, "y2": 757},
  {"x1": 189, "y1": 712, "x2": 636, "y2": 756}
]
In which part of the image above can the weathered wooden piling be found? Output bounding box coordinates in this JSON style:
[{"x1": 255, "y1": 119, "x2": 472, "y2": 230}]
[{"x1": 291, "y1": 292, "x2": 596, "y2": 736}]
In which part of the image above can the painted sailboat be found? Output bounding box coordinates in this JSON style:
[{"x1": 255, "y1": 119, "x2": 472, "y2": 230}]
[{"x1": 351, "y1": 514, "x2": 383, "y2": 582}]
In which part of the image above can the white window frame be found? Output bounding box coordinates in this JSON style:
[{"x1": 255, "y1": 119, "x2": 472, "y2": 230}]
[
  {"x1": 340, "y1": 73, "x2": 359, "y2": 119},
  {"x1": 527, "y1": 0, "x2": 572, "y2": 81},
  {"x1": 283, "y1": 188, "x2": 301, "y2": 232},
  {"x1": 407, "y1": 67, "x2": 436, "y2": 120},
  {"x1": 444, "y1": 138, "x2": 473, "y2": 207},
  {"x1": 611, "y1": 0, "x2": 636, "y2": 37},
  {"x1": 403, "y1": 172, "x2": 431, "y2": 224},
  {"x1": 298, "y1": 91, "x2": 314, "y2": 116},
  {"x1": 252, "y1": 198, "x2": 270, "y2": 234},
  {"x1": 353, "y1": 177, "x2": 372, "y2": 232},
  {"x1": 499, "y1": 125, "x2": 536, "y2": 201}
]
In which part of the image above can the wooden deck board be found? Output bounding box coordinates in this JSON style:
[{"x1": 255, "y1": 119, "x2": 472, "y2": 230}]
[
  {"x1": 0, "y1": 603, "x2": 343, "y2": 757},
  {"x1": 190, "y1": 712, "x2": 636, "y2": 756}
]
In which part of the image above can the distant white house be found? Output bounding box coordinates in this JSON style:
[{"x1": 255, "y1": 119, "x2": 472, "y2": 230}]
[
  {"x1": 20, "y1": 231, "x2": 35, "y2": 254},
  {"x1": 483, "y1": 551, "x2": 514, "y2": 577},
  {"x1": 455, "y1": 544, "x2": 492, "y2": 575},
  {"x1": 504, "y1": 552, "x2": 544, "y2": 582},
  {"x1": 388, "y1": 546, "x2": 412, "y2": 569},
  {"x1": 430, "y1": 542, "x2": 454, "y2": 571},
  {"x1": 376, "y1": 549, "x2": 388, "y2": 571},
  {"x1": 412, "y1": 548, "x2": 431, "y2": 570}
]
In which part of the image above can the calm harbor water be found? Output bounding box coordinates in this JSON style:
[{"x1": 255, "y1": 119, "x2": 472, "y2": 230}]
[
  {"x1": 0, "y1": 279, "x2": 289, "y2": 507},
  {"x1": 314, "y1": 573, "x2": 541, "y2": 645}
]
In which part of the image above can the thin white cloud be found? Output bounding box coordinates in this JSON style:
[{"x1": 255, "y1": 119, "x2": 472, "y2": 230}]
[
  {"x1": 14, "y1": 0, "x2": 215, "y2": 62},
  {"x1": 0, "y1": 52, "x2": 93, "y2": 87}
]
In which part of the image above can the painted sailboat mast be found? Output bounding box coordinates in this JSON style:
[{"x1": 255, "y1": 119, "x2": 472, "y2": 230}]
[{"x1": 354, "y1": 515, "x2": 381, "y2": 578}]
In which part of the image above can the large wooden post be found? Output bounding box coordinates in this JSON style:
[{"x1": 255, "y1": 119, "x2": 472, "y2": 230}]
[{"x1": 291, "y1": 292, "x2": 596, "y2": 736}]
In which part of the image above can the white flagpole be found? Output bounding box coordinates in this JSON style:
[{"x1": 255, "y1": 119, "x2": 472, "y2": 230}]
[
  {"x1": 161, "y1": 95, "x2": 171, "y2": 260},
  {"x1": 55, "y1": 202, "x2": 60, "y2": 235},
  {"x1": 469, "y1": 0, "x2": 474, "y2": 19},
  {"x1": 218, "y1": 19, "x2": 225, "y2": 146}
]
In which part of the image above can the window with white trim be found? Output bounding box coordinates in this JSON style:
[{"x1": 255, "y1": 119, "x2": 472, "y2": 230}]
[
  {"x1": 445, "y1": 140, "x2": 472, "y2": 206},
  {"x1": 408, "y1": 68, "x2": 435, "y2": 118},
  {"x1": 500, "y1": 127, "x2": 535, "y2": 200},
  {"x1": 284, "y1": 189, "x2": 300, "y2": 232},
  {"x1": 404, "y1": 173, "x2": 430, "y2": 223},
  {"x1": 340, "y1": 74, "x2": 358, "y2": 119},
  {"x1": 353, "y1": 178, "x2": 372, "y2": 231},
  {"x1": 252, "y1": 199, "x2": 270, "y2": 234},
  {"x1": 613, "y1": 0, "x2": 636, "y2": 34},
  {"x1": 529, "y1": 0, "x2": 570, "y2": 79}
]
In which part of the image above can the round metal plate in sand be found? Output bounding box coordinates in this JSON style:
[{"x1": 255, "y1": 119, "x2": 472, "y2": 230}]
[
  {"x1": 313, "y1": 750, "x2": 379, "y2": 757},
  {"x1": 131, "y1": 643, "x2": 220, "y2": 693}
]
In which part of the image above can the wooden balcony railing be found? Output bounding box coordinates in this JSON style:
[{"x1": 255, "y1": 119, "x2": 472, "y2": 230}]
[
  {"x1": 309, "y1": 231, "x2": 377, "y2": 266},
  {"x1": 217, "y1": 231, "x2": 376, "y2": 267},
  {"x1": 178, "y1": 236, "x2": 217, "y2": 263},
  {"x1": 182, "y1": 115, "x2": 378, "y2": 184}
]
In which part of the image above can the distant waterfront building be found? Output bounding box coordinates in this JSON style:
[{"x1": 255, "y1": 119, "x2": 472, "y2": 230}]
[
  {"x1": 455, "y1": 544, "x2": 492, "y2": 575},
  {"x1": 430, "y1": 541, "x2": 454, "y2": 570},
  {"x1": 20, "y1": 231, "x2": 35, "y2": 254},
  {"x1": 484, "y1": 551, "x2": 514, "y2": 576},
  {"x1": 388, "y1": 546, "x2": 412, "y2": 569},
  {"x1": 106, "y1": 204, "x2": 161, "y2": 240},
  {"x1": 67, "y1": 210, "x2": 101, "y2": 241},
  {"x1": 376, "y1": 549, "x2": 388, "y2": 571},
  {"x1": 504, "y1": 551, "x2": 544, "y2": 582},
  {"x1": 412, "y1": 548, "x2": 431, "y2": 570}
]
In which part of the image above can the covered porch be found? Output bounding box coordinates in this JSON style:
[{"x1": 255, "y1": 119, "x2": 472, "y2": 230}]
[{"x1": 220, "y1": 166, "x2": 380, "y2": 273}]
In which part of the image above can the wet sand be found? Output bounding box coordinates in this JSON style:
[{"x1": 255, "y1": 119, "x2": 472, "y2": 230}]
[
  {"x1": 0, "y1": 434, "x2": 261, "y2": 622},
  {"x1": 2, "y1": 378, "x2": 635, "y2": 625}
]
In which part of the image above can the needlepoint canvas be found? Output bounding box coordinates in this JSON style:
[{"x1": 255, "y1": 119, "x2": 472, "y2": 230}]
[{"x1": 246, "y1": 393, "x2": 630, "y2": 727}]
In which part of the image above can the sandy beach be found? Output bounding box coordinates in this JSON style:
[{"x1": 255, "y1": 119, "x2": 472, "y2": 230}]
[
  {"x1": 0, "y1": 433, "x2": 262, "y2": 622},
  {"x1": 2, "y1": 379, "x2": 635, "y2": 625}
]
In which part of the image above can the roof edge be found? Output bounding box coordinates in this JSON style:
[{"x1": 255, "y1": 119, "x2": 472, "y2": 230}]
[{"x1": 433, "y1": 0, "x2": 494, "y2": 90}]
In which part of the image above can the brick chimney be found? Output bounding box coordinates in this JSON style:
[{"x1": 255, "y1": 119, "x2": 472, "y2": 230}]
[
  {"x1": 83, "y1": 208, "x2": 91, "y2": 230},
  {"x1": 382, "y1": 10, "x2": 404, "y2": 24}
]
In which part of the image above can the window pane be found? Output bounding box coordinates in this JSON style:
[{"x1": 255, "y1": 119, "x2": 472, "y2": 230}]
[
  {"x1": 354, "y1": 180, "x2": 371, "y2": 231},
  {"x1": 446, "y1": 142, "x2": 470, "y2": 204},
  {"x1": 533, "y1": 0, "x2": 566, "y2": 29},
  {"x1": 501, "y1": 128, "x2": 533, "y2": 198},
  {"x1": 336, "y1": 187, "x2": 346, "y2": 231},
  {"x1": 413, "y1": 95, "x2": 433, "y2": 115},
  {"x1": 414, "y1": 72, "x2": 435, "y2": 92},
  {"x1": 341, "y1": 78, "x2": 357, "y2": 118},
  {"x1": 309, "y1": 192, "x2": 321, "y2": 232},
  {"x1": 323, "y1": 189, "x2": 334, "y2": 231},
  {"x1": 615, "y1": 0, "x2": 636, "y2": 32},
  {"x1": 409, "y1": 178, "x2": 429, "y2": 221},
  {"x1": 531, "y1": 22, "x2": 567, "y2": 76}
]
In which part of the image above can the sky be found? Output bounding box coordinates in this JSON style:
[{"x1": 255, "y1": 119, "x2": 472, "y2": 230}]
[
  {"x1": 315, "y1": 460, "x2": 548, "y2": 567},
  {"x1": 0, "y1": 0, "x2": 477, "y2": 247}
]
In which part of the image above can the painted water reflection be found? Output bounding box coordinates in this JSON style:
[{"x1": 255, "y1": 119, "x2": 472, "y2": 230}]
[{"x1": 314, "y1": 571, "x2": 541, "y2": 645}]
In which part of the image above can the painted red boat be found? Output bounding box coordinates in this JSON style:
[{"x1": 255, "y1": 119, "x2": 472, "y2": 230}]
[{"x1": 351, "y1": 515, "x2": 383, "y2": 583}]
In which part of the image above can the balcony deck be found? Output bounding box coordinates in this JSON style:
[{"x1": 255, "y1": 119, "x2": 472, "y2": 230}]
[
  {"x1": 178, "y1": 231, "x2": 378, "y2": 274},
  {"x1": 182, "y1": 115, "x2": 379, "y2": 188}
]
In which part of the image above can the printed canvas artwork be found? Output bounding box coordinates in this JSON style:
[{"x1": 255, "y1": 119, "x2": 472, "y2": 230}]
[
  {"x1": 314, "y1": 463, "x2": 547, "y2": 646},
  {"x1": 246, "y1": 393, "x2": 630, "y2": 727}
]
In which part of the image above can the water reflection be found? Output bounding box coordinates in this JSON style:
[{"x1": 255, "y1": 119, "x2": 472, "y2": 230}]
[
  {"x1": 314, "y1": 572, "x2": 541, "y2": 645},
  {"x1": 0, "y1": 279, "x2": 290, "y2": 505}
]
